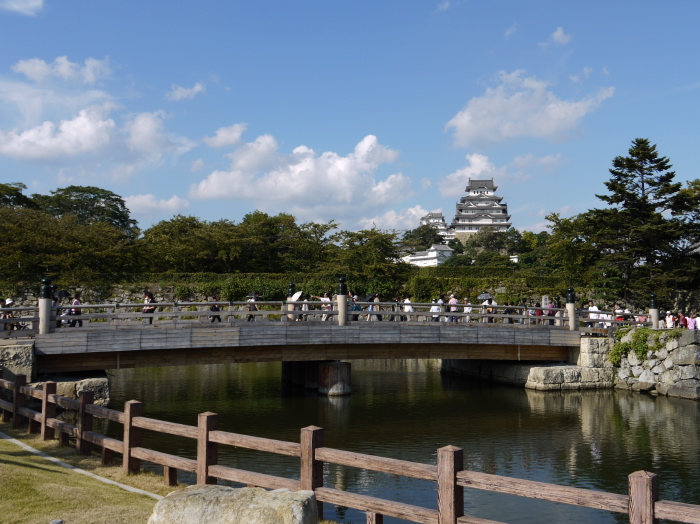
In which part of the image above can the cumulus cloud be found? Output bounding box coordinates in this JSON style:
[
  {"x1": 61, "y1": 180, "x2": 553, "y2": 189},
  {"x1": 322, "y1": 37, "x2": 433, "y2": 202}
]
[
  {"x1": 165, "y1": 82, "x2": 205, "y2": 101},
  {"x1": 438, "y1": 153, "x2": 504, "y2": 197},
  {"x1": 504, "y1": 23, "x2": 517, "y2": 38},
  {"x1": 0, "y1": 105, "x2": 115, "y2": 160},
  {"x1": 125, "y1": 193, "x2": 190, "y2": 216},
  {"x1": 437, "y1": 1, "x2": 450, "y2": 11},
  {"x1": 123, "y1": 110, "x2": 194, "y2": 162},
  {"x1": 446, "y1": 70, "x2": 614, "y2": 147},
  {"x1": 0, "y1": 0, "x2": 43, "y2": 15},
  {"x1": 358, "y1": 205, "x2": 431, "y2": 230},
  {"x1": 203, "y1": 123, "x2": 247, "y2": 148},
  {"x1": 12, "y1": 56, "x2": 111, "y2": 85},
  {"x1": 190, "y1": 134, "x2": 410, "y2": 224}
]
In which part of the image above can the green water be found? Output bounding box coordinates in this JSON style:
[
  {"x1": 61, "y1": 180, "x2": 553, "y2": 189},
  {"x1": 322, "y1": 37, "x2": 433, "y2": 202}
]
[{"x1": 104, "y1": 360, "x2": 700, "y2": 523}]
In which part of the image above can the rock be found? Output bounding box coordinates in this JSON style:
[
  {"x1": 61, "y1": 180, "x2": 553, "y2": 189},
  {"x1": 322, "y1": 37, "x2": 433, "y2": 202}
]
[
  {"x1": 617, "y1": 368, "x2": 630, "y2": 380},
  {"x1": 631, "y1": 381, "x2": 655, "y2": 392},
  {"x1": 663, "y1": 356, "x2": 674, "y2": 370},
  {"x1": 638, "y1": 370, "x2": 655, "y2": 383},
  {"x1": 631, "y1": 365, "x2": 644, "y2": 378},
  {"x1": 627, "y1": 351, "x2": 641, "y2": 367},
  {"x1": 671, "y1": 345, "x2": 700, "y2": 366},
  {"x1": 148, "y1": 486, "x2": 318, "y2": 524},
  {"x1": 651, "y1": 363, "x2": 666, "y2": 374},
  {"x1": 0, "y1": 343, "x2": 35, "y2": 381},
  {"x1": 678, "y1": 365, "x2": 699, "y2": 380},
  {"x1": 665, "y1": 379, "x2": 700, "y2": 400}
]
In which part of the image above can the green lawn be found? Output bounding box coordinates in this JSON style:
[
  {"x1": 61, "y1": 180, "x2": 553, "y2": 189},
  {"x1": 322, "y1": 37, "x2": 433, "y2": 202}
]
[{"x1": 0, "y1": 424, "x2": 346, "y2": 523}]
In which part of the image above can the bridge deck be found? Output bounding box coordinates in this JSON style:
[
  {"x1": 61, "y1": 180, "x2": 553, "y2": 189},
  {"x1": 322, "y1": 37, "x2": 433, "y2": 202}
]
[{"x1": 34, "y1": 322, "x2": 580, "y2": 374}]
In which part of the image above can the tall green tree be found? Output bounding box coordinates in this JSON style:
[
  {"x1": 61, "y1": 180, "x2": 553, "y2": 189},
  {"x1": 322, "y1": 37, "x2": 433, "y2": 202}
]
[
  {"x1": 0, "y1": 182, "x2": 34, "y2": 208},
  {"x1": 401, "y1": 225, "x2": 444, "y2": 252},
  {"x1": 32, "y1": 186, "x2": 139, "y2": 239}
]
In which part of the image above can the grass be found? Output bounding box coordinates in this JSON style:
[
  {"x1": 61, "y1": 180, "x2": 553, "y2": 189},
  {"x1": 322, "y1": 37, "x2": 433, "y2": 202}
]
[{"x1": 0, "y1": 423, "x2": 344, "y2": 523}]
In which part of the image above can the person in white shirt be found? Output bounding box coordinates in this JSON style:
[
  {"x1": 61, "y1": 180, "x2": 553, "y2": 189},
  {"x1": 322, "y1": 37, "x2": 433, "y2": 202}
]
[
  {"x1": 402, "y1": 296, "x2": 413, "y2": 322},
  {"x1": 587, "y1": 301, "x2": 600, "y2": 328},
  {"x1": 463, "y1": 299, "x2": 472, "y2": 323}
]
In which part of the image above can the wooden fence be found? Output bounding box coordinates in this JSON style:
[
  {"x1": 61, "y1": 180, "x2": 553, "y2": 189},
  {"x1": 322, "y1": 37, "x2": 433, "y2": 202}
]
[{"x1": 2, "y1": 374, "x2": 699, "y2": 524}]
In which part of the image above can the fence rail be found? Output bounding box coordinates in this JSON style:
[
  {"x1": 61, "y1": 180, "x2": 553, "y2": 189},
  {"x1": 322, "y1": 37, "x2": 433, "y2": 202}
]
[
  {"x1": 7, "y1": 301, "x2": 656, "y2": 335},
  {"x1": 1, "y1": 373, "x2": 698, "y2": 524}
]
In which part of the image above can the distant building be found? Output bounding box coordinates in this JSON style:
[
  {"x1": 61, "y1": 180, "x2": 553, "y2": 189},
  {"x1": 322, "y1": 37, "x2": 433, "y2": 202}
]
[
  {"x1": 401, "y1": 244, "x2": 454, "y2": 267},
  {"x1": 420, "y1": 178, "x2": 511, "y2": 243}
]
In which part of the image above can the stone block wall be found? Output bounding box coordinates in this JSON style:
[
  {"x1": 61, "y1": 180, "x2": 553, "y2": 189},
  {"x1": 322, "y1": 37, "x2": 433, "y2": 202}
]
[{"x1": 615, "y1": 329, "x2": 700, "y2": 400}]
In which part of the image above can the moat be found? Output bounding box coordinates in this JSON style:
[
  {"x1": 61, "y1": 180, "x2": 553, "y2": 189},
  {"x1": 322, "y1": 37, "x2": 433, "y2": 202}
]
[{"x1": 102, "y1": 359, "x2": 700, "y2": 523}]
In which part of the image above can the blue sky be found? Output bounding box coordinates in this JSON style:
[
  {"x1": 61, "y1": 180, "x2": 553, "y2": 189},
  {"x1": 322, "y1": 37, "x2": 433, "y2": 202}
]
[{"x1": 1, "y1": 0, "x2": 699, "y2": 233}]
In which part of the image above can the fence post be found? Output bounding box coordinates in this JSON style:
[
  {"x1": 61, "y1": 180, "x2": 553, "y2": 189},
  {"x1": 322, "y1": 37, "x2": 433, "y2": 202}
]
[
  {"x1": 41, "y1": 382, "x2": 56, "y2": 440},
  {"x1": 301, "y1": 425, "x2": 324, "y2": 520},
  {"x1": 76, "y1": 390, "x2": 94, "y2": 455},
  {"x1": 566, "y1": 287, "x2": 578, "y2": 331},
  {"x1": 123, "y1": 400, "x2": 142, "y2": 474},
  {"x1": 197, "y1": 412, "x2": 218, "y2": 485},
  {"x1": 12, "y1": 374, "x2": 26, "y2": 429},
  {"x1": 628, "y1": 470, "x2": 658, "y2": 524},
  {"x1": 366, "y1": 513, "x2": 384, "y2": 524},
  {"x1": 437, "y1": 445, "x2": 464, "y2": 524},
  {"x1": 649, "y1": 294, "x2": 659, "y2": 330}
]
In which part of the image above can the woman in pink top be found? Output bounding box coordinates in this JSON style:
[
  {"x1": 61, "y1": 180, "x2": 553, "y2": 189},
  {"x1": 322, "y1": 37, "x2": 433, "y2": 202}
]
[{"x1": 688, "y1": 314, "x2": 697, "y2": 330}]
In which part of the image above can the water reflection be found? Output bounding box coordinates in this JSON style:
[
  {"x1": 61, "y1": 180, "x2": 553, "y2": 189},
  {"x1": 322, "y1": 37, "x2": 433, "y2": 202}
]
[{"x1": 105, "y1": 361, "x2": 700, "y2": 523}]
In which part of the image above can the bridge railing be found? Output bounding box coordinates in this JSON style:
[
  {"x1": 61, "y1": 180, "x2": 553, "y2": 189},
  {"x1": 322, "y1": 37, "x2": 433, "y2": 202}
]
[
  {"x1": 46, "y1": 301, "x2": 577, "y2": 328},
  {"x1": 2, "y1": 373, "x2": 699, "y2": 524},
  {"x1": 0, "y1": 306, "x2": 39, "y2": 337}
]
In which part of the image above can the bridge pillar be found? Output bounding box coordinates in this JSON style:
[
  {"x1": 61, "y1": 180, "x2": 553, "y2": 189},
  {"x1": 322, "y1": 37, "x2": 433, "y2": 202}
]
[
  {"x1": 319, "y1": 361, "x2": 351, "y2": 396},
  {"x1": 566, "y1": 287, "x2": 578, "y2": 331},
  {"x1": 39, "y1": 278, "x2": 55, "y2": 334},
  {"x1": 650, "y1": 294, "x2": 659, "y2": 329},
  {"x1": 337, "y1": 277, "x2": 348, "y2": 326}
]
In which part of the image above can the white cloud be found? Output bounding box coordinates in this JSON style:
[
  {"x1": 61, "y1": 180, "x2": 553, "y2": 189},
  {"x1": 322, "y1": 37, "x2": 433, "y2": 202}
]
[
  {"x1": 358, "y1": 205, "x2": 431, "y2": 230},
  {"x1": 569, "y1": 66, "x2": 593, "y2": 83},
  {"x1": 446, "y1": 70, "x2": 614, "y2": 147},
  {"x1": 437, "y1": 1, "x2": 450, "y2": 11},
  {"x1": 123, "y1": 110, "x2": 196, "y2": 164},
  {"x1": 165, "y1": 82, "x2": 205, "y2": 101},
  {"x1": 203, "y1": 123, "x2": 247, "y2": 148},
  {"x1": 190, "y1": 158, "x2": 205, "y2": 172},
  {"x1": 551, "y1": 27, "x2": 572, "y2": 45},
  {"x1": 0, "y1": 105, "x2": 115, "y2": 160},
  {"x1": 12, "y1": 56, "x2": 111, "y2": 85},
  {"x1": 190, "y1": 134, "x2": 410, "y2": 225},
  {"x1": 504, "y1": 23, "x2": 517, "y2": 38},
  {"x1": 509, "y1": 153, "x2": 564, "y2": 172},
  {"x1": 0, "y1": 0, "x2": 43, "y2": 15},
  {"x1": 438, "y1": 153, "x2": 504, "y2": 197},
  {"x1": 125, "y1": 194, "x2": 190, "y2": 216}
]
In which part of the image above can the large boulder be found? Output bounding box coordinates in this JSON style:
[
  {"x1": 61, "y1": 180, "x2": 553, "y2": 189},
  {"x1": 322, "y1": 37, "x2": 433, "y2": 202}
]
[{"x1": 148, "y1": 486, "x2": 318, "y2": 524}]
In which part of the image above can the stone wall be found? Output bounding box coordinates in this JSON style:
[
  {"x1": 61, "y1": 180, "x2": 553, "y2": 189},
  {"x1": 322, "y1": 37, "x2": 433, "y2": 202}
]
[
  {"x1": 442, "y1": 336, "x2": 615, "y2": 391},
  {"x1": 615, "y1": 329, "x2": 700, "y2": 400}
]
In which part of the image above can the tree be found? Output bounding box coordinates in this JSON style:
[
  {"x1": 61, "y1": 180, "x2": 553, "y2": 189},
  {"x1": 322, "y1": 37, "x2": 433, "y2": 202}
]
[
  {"x1": 0, "y1": 182, "x2": 34, "y2": 208},
  {"x1": 32, "y1": 186, "x2": 139, "y2": 238},
  {"x1": 574, "y1": 138, "x2": 699, "y2": 302},
  {"x1": 401, "y1": 225, "x2": 444, "y2": 252}
]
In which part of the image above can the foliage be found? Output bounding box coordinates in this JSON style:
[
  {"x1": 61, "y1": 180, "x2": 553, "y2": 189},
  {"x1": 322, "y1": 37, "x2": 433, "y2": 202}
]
[
  {"x1": 609, "y1": 326, "x2": 682, "y2": 365},
  {"x1": 32, "y1": 185, "x2": 139, "y2": 239},
  {"x1": 401, "y1": 224, "x2": 444, "y2": 252}
]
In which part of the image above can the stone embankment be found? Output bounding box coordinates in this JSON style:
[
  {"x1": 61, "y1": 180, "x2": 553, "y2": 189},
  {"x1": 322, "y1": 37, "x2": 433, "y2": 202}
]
[
  {"x1": 615, "y1": 329, "x2": 700, "y2": 399},
  {"x1": 442, "y1": 336, "x2": 615, "y2": 392},
  {"x1": 443, "y1": 329, "x2": 700, "y2": 400},
  {"x1": 0, "y1": 341, "x2": 110, "y2": 405}
]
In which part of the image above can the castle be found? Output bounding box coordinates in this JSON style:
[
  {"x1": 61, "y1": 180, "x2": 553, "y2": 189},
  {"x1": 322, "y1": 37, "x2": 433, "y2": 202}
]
[{"x1": 420, "y1": 178, "x2": 511, "y2": 242}]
